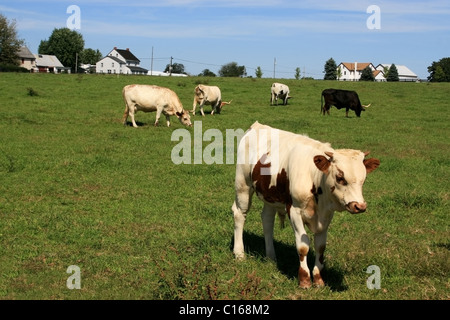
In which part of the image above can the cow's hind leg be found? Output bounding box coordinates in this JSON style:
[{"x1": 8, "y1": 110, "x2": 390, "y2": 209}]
[
  {"x1": 232, "y1": 181, "x2": 254, "y2": 260},
  {"x1": 261, "y1": 204, "x2": 277, "y2": 261}
]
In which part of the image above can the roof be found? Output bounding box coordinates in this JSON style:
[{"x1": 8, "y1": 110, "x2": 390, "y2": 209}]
[
  {"x1": 17, "y1": 46, "x2": 35, "y2": 59},
  {"x1": 377, "y1": 64, "x2": 417, "y2": 77},
  {"x1": 115, "y1": 48, "x2": 140, "y2": 62},
  {"x1": 34, "y1": 54, "x2": 65, "y2": 68},
  {"x1": 128, "y1": 66, "x2": 148, "y2": 73},
  {"x1": 340, "y1": 62, "x2": 374, "y2": 71}
]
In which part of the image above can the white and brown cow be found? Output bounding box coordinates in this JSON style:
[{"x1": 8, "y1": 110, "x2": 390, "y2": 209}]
[
  {"x1": 192, "y1": 84, "x2": 230, "y2": 116},
  {"x1": 270, "y1": 82, "x2": 291, "y2": 106},
  {"x1": 232, "y1": 122, "x2": 380, "y2": 288},
  {"x1": 122, "y1": 84, "x2": 192, "y2": 128}
]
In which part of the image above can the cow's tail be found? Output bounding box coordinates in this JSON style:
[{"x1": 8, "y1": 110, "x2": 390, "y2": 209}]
[{"x1": 122, "y1": 87, "x2": 129, "y2": 125}]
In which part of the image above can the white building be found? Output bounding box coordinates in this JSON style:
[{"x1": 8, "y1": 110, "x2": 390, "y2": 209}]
[
  {"x1": 376, "y1": 64, "x2": 418, "y2": 82},
  {"x1": 337, "y1": 62, "x2": 384, "y2": 81},
  {"x1": 96, "y1": 47, "x2": 148, "y2": 75},
  {"x1": 34, "y1": 54, "x2": 71, "y2": 73}
]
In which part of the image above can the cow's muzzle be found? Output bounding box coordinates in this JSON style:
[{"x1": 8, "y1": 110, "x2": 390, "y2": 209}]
[{"x1": 346, "y1": 201, "x2": 367, "y2": 214}]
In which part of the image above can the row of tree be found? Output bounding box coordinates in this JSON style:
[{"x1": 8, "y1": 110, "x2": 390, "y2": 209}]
[{"x1": 1, "y1": 14, "x2": 450, "y2": 80}]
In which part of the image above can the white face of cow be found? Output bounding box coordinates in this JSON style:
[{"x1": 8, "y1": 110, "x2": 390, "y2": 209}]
[
  {"x1": 314, "y1": 150, "x2": 380, "y2": 214},
  {"x1": 176, "y1": 110, "x2": 192, "y2": 127}
]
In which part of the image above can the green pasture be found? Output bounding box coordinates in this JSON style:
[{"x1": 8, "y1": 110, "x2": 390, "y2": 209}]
[{"x1": 0, "y1": 73, "x2": 448, "y2": 300}]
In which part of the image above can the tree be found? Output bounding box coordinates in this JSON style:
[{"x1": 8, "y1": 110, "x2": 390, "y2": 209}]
[
  {"x1": 428, "y1": 57, "x2": 450, "y2": 82},
  {"x1": 295, "y1": 67, "x2": 301, "y2": 80},
  {"x1": 218, "y1": 62, "x2": 246, "y2": 77},
  {"x1": 386, "y1": 64, "x2": 399, "y2": 81},
  {"x1": 79, "y1": 48, "x2": 102, "y2": 65},
  {"x1": 38, "y1": 28, "x2": 84, "y2": 71},
  {"x1": 0, "y1": 14, "x2": 24, "y2": 66},
  {"x1": 198, "y1": 69, "x2": 216, "y2": 77},
  {"x1": 255, "y1": 66, "x2": 263, "y2": 78},
  {"x1": 323, "y1": 58, "x2": 337, "y2": 80},
  {"x1": 360, "y1": 66, "x2": 375, "y2": 81},
  {"x1": 164, "y1": 62, "x2": 185, "y2": 74}
]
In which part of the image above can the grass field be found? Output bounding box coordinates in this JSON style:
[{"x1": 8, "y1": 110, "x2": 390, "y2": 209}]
[{"x1": 0, "y1": 73, "x2": 448, "y2": 300}]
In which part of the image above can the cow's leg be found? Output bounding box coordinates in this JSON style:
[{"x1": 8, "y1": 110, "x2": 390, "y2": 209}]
[
  {"x1": 232, "y1": 179, "x2": 254, "y2": 260},
  {"x1": 192, "y1": 103, "x2": 197, "y2": 116},
  {"x1": 261, "y1": 204, "x2": 277, "y2": 261},
  {"x1": 198, "y1": 103, "x2": 205, "y2": 117},
  {"x1": 128, "y1": 107, "x2": 139, "y2": 128},
  {"x1": 290, "y1": 208, "x2": 312, "y2": 288},
  {"x1": 165, "y1": 114, "x2": 171, "y2": 127},
  {"x1": 154, "y1": 108, "x2": 163, "y2": 126},
  {"x1": 312, "y1": 231, "x2": 327, "y2": 287}
]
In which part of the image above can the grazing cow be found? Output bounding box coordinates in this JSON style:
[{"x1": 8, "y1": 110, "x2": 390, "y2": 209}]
[
  {"x1": 122, "y1": 85, "x2": 192, "y2": 128},
  {"x1": 321, "y1": 88, "x2": 371, "y2": 117},
  {"x1": 232, "y1": 122, "x2": 380, "y2": 288},
  {"x1": 192, "y1": 85, "x2": 231, "y2": 116},
  {"x1": 271, "y1": 83, "x2": 291, "y2": 106}
]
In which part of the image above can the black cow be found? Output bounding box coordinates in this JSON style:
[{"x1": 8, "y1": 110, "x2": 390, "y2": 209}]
[{"x1": 321, "y1": 89, "x2": 371, "y2": 117}]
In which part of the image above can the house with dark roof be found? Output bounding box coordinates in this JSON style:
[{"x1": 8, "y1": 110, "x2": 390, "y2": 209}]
[{"x1": 96, "y1": 47, "x2": 148, "y2": 75}]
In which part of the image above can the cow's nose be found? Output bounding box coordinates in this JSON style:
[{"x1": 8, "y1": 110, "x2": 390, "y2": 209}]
[{"x1": 347, "y1": 202, "x2": 367, "y2": 214}]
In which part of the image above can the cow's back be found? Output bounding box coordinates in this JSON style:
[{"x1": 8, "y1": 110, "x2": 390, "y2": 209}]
[{"x1": 123, "y1": 84, "x2": 182, "y2": 114}]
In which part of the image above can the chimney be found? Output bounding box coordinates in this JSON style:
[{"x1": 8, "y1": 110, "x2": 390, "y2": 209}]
[
  {"x1": 354, "y1": 62, "x2": 357, "y2": 81},
  {"x1": 126, "y1": 48, "x2": 129, "y2": 51},
  {"x1": 114, "y1": 47, "x2": 117, "y2": 50}
]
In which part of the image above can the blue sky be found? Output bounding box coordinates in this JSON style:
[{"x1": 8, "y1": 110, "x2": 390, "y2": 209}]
[{"x1": 1, "y1": 0, "x2": 449, "y2": 78}]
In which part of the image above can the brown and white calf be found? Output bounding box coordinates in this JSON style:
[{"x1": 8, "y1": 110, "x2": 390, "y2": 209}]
[
  {"x1": 122, "y1": 84, "x2": 192, "y2": 128},
  {"x1": 232, "y1": 122, "x2": 380, "y2": 288}
]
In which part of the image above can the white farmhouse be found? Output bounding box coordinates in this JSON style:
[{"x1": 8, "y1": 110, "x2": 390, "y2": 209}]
[
  {"x1": 96, "y1": 47, "x2": 148, "y2": 75},
  {"x1": 337, "y1": 62, "x2": 383, "y2": 81}
]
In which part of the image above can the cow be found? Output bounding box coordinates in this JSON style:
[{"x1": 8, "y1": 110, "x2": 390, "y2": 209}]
[
  {"x1": 232, "y1": 122, "x2": 380, "y2": 288},
  {"x1": 122, "y1": 84, "x2": 192, "y2": 128},
  {"x1": 321, "y1": 88, "x2": 371, "y2": 117},
  {"x1": 271, "y1": 83, "x2": 291, "y2": 106},
  {"x1": 192, "y1": 85, "x2": 231, "y2": 116}
]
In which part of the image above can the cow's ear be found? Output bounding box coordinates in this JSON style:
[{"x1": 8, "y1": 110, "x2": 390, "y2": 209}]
[
  {"x1": 363, "y1": 158, "x2": 380, "y2": 173},
  {"x1": 176, "y1": 111, "x2": 182, "y2": 117},
  {"x1": 314, "y1": 155, "x2": 331, "y2": 174}
]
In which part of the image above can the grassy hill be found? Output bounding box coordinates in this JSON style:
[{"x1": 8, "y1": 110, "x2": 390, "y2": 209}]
[{"x1": 0, "y1": 73, "x2": 448, "y2": 300}]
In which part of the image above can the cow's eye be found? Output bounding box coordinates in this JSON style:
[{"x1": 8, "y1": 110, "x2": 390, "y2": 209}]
[{"x1": 336, "y1": 175, "x2": 348, "y2": 186}]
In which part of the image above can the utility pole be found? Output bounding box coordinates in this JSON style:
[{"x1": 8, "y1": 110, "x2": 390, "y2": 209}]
[
  {"x1": 75, "y1": 52, "x2": 78, "y2": 74},
  {"x1": 150, "y1": 46, "x2": 153, "y2": 76},
  {"x1": 273, "y1": 57, "x2": 276, "y2": 79},
  {"x1": 169, "y1": 56, "x2": 173, "y2": 76}
]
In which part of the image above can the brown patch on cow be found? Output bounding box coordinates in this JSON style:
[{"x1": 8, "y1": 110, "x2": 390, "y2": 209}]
[
  {"x1": 330, "y1": 186, "x2": 335, "y2": 193},
  {"x1": 299, "y1": 268, "x2": 311, "y2": 288},
  {"x1": 252, "y1": 154, "x2": 292, "y2": 215}
]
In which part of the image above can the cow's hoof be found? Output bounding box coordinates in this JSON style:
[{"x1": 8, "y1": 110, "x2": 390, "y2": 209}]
[
  {"x1": 299, "y1": 279, "x2": 312, "y2": 289},
  {"x1": 313, "y1": 274, "x2": 325, "y2": 287}
]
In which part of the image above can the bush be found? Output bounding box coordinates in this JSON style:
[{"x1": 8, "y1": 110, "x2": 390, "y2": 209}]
[{"x1": 0, "y1": 63, "x2": 29, "y2": 73}]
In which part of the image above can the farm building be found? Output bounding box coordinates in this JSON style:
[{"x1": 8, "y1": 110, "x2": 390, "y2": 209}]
[
  {"x1": 337, "y1": 62, "x2": 385, "y2": 81},
  {"x1": 34, "y1": 54, "x2": 71, "y2": 73},
  {"x1": 376, "y1": 64, "x2": 418, "y2": 82},
  {"x1": 96, "y1": 47, "x2": 148, "y2": 75},
  {"x1": 17, "y1": 46, "x2": 37, "y2": 72}
]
